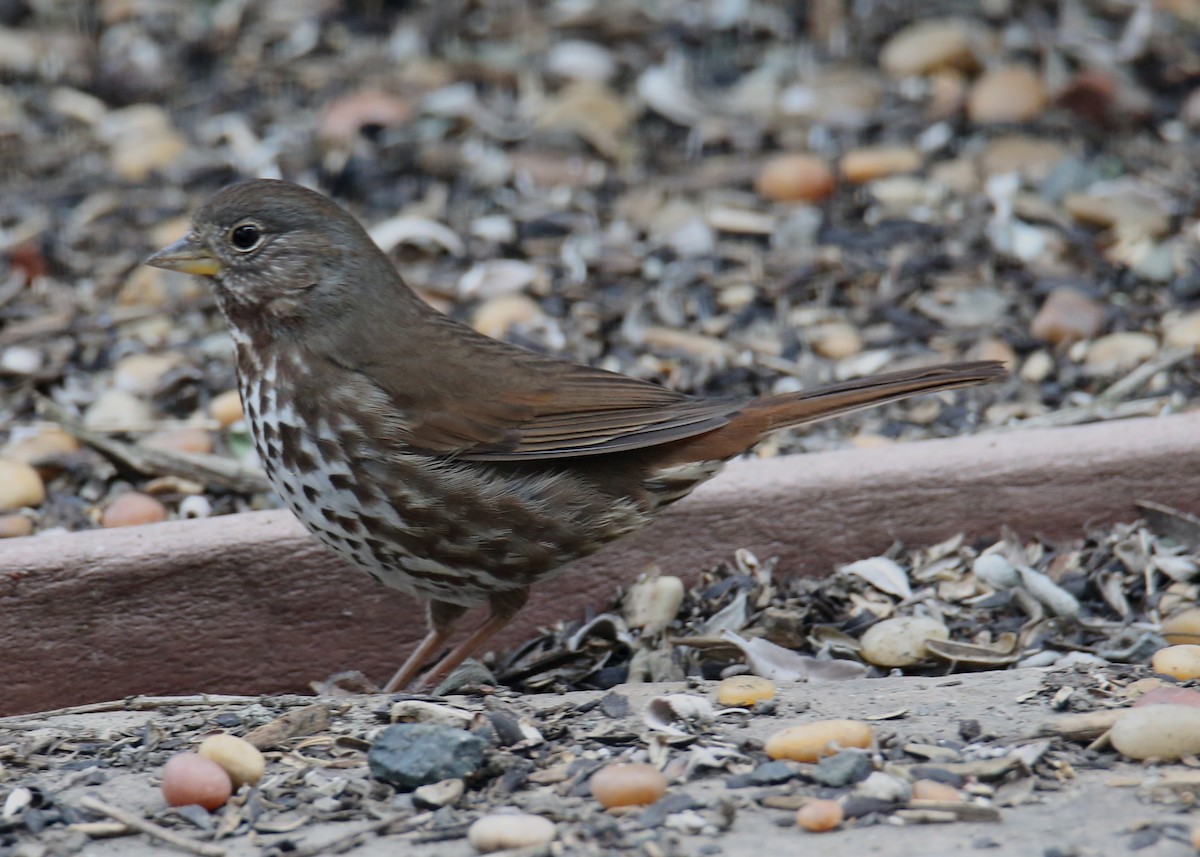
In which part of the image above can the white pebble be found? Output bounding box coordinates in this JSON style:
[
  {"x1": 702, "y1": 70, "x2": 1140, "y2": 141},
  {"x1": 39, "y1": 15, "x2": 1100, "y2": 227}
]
[
  {"x1": 179, "y1": 495, "x2": 212, "y2": 519},
  {"x1": 467, "y1": 813, "x2": 556, "y2": 853}
]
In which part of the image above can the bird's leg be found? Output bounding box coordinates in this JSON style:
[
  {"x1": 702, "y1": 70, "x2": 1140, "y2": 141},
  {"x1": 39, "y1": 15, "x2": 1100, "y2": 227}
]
[
  {"x1": 413, "y1": 588, "x2": 530, "y2": 692},
  {"x1": 383, "y1": 600, "x2": 467, "y2": 693}
]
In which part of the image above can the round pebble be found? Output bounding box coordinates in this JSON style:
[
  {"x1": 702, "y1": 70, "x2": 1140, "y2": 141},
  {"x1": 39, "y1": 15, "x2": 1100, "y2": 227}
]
[
  {"x1": 0, "y1": 514, "x2": 33, "y2": 538},
  {"x1": 1133, "y1": 686, "x2": 1200, "y2": 709},
  {"x1": 198, "y1": 733, "x2": 265, "y2": 789},
  {"x1": 1152, "y1": 645, "x2": 1200, "y2": 681},
  {"x1": 1164, "y1": 311, "x2": 1200, "y2": 351},
  {"x1": 912, "y1": 779, "x2": 964, "y2": 802},
  {"x1": 967, "y1": 65, "x2": 1047, "y2": 124},
  {"x1": 161, "y1": 753, "x2": 233, "y2": 810},
  {"x1": 1083, "y1": 332, "x2": 1157, "y2": 376},
  {"x1": 113, "y1": 352, "x2": 182, "y2": 395},
  {"x1": 85, "y1": 389, "x2": 155, "y2": 430},
  {"x1": 0, "y1": 459, "x2": 46, "y2": 512},
  {"x1": 101, "y1": 492, "x2": 168, "y2": 528},
  {"x1": 468, "y1": 813, "x2": 556, "y2": 853},
  {"x1": 880, "y1": 20, "x2": 979, "y2": 78},
  {"x1": 716, "y1": 675, "x2": 777, "y2": 707},
  {"x1": 860, "y1": 616, "x2": 949, "y2": 668},
  {"x1": 755, "y1": 154, "x2": 836, "y2": 203},
  {"x1": 209, "y1": 390, "x2": 245, "y2": 428},
  {"x1": 1163, "y1": 609, "x2": 1200, "y2": 645},
  {"x1": 810, "y1": 322, "x2": 863, "y2": 359},
  {"x1": 1030, "y1": 287, "x2": 1104, "y2": 345},
  {"x1": 471, "y1": 294, "x2": 546, "y2": 340},
  {"x1": 1110, "y1": 704, "x2": 1200, "y2": 761},
  {"x1": 590, "y1": 762, "x2": 667, "y2": 809},
  {"x1": 3, "y1": 426, "x2": 79, "y2": 466},
  {"x1": 840, "y1": 145, "x2": 921, "y2": 184},
  {"x1": 795, "y1": 799, "x2": 843, "y2": 832},
  {"x1": 765, "y1": 720, "x2": 873, "y2": 763}
]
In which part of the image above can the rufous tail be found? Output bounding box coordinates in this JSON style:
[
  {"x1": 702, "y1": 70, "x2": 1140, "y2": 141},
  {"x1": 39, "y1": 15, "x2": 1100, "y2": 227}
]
[{"x1": 661, "y1": 360, "x2": 1005, "y2": 464}]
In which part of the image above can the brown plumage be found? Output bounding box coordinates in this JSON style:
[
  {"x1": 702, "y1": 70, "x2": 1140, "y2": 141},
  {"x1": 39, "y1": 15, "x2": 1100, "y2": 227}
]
[{"x1": 146, "y1": 179, "x2": 1005, "y2": 691}]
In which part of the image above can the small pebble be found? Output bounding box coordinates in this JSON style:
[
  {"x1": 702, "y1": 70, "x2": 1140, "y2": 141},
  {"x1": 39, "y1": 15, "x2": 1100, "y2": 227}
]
[
  {"x1": 1163, "y1": 609, "x2": 1200, "y2": 645},
  {"x1": 809, "y1": 322, "x2": 863, "y2": 359},
  {"x1": 1164, "y1": 311, "x2": 1200, "y2": 351},
  {"x1": 1152, "y1": 645, "x2": 1200, "y2": 681},
  {"x1": 880, "y1": 20, "x2": 979, "y2": 77},
  {"x1": 113, "y1": 352, "x2": 182, "y2": 395},
  {"x1": 101, "y1": 492, "x2": 168, "y2": 528},
  {"x1": 716, "y1": 675, "x2": 776, "y2": 707},
  {"x1": 590, "y1": 762, "x2": 668, "y2": 809},
  {"x1": 412, "y1": 778, "x2": 464, "y2": 810},
  {"x1": 209, "y1": 390, "x2": 245, "y2": 428},
  {"x1": 967, "y1": 65, "x2": 1046, "y2": 124},
  {"x1": 85, "y1": 389, "x2": 155, "y2": 430},
  {"x1": 840, "y1": 145, "x2": 921, "y2": 184},
  {"x1": 198, "y1": 733, "x2": 265, "y2": 789},
  {"x1": 1133, "y1": 686, "x2": 1200, "y2": 709},
  {"x1": 2, "y1": 426, "x2": 79, "y2": 465},
  {"x1": 1030, "y1": 287, "x2": 1104, "y2": 345},
  {"x1": 856, "y1": 771, "x2": 910, "y2": 803},
  {"x1": 1083, "y1": 332, "x2": 1157, "y2": 376},
  {"x1": 912, "y1": 779, "x2": 964, "y2": 802},
  {"x1": 467, "y1": 813, "x2": 556, "y2": 853},
  {"x1": 367, "y1": 723, "x2": 487, "y2": 791},
  {"x1": 860, "y1": 616, "x2": 949, "y2": 667},
  {"x1": 755, "y1": 154, "x2": 835, "y2": 203},
  {"x1": 795, "y1": 799, "x2": 843, "y2": 832},
  {"x1": 0, "y1": 459, "x2": 46, "y2": 511},
  {"x1": 765, "y1": 720, "x2": 873, "y2": 763},
  {"x1": 812, "y1": 750, "x2": 872, "y2": 787},
  {"x1": 0, "y1": 345, "x2": 42, "y2": 375},
  {"x1": 1110, "y1": 704, "x2": 1200, "y2": 761},
  {"x1": 471, "y1": 294, "x2": 546, "y2": 340},
  {"x1": 161, "y1": 753, "x2": 232, "y2": 810},
  {"x1": 0, "y1": 514, "x2": 33, "y2": 538}
]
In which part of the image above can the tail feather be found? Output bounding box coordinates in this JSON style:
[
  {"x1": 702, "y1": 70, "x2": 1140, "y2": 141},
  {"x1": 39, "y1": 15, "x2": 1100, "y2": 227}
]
[{"x1": 659, "y1": 360, "x2": 1005, "y2": 465}]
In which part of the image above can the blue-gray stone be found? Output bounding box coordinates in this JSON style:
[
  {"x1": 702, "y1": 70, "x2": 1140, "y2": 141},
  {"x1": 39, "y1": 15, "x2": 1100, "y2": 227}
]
[
  {"x1": 367, "y1": 723, "x2": 487, "y2": 791},
  {"x1": 811, "y1": 749, "x2": 872, "y2": 787}
]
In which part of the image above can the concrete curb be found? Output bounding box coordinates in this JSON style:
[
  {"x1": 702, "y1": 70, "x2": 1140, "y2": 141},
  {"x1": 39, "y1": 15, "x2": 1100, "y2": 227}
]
[{"x1": 2, "y1": 413, "x2": 1196, "y2": 715}]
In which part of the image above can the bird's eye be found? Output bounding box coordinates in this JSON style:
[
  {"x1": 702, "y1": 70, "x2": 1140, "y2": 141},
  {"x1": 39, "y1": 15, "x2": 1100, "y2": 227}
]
[{"x1": 229, "y1": 223, "x2": 262, "y2": 252}]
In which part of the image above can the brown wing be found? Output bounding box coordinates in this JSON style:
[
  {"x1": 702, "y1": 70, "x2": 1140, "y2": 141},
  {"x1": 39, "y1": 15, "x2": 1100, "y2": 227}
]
[{"x1": 333, "y1": 310, "x2": 744, "y2": 460}]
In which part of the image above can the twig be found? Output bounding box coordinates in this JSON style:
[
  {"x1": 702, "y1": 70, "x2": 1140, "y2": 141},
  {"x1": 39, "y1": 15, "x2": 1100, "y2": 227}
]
[
  {"x1": 78, "y1": 796, "x2": 226, "y2": 857},
  {"x1": 277, "y1": 812, "x2": 429, "y2": 857},
  {"x1": 36, "y1": 394, "x2": 270, "y2": 494},
  {"x1": 999, "y1": 397, "x2": 1167, "y2": 430},
  {"x1": 0, "y1": 693, "x2": 318, "y2": 726},
  {"x1": 1096, "y1": 346, "x2": 1194, "y2": 403}
]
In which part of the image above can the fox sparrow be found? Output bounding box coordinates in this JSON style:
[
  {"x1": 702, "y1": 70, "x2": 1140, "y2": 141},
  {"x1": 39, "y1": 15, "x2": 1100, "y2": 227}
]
[{"x1": 146, "y1": 179, "x2": 1004, "y2": 692}]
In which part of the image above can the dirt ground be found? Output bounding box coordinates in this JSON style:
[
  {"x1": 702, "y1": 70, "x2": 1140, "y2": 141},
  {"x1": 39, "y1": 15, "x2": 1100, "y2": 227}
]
[{"x1": 4, "y1": 669, "x2": 1199, "y2": 857}]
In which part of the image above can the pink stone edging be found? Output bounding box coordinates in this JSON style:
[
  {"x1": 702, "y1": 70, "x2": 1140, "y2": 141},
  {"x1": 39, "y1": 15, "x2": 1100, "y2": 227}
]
[{"x1": 2, "y1": 413, "x2": 1196, "y2": 715}]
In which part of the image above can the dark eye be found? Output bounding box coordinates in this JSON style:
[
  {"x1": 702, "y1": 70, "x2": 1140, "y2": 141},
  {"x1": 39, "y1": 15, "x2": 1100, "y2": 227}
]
[{"x1": 230, "y1": 224, "x2": 262, "y2": 251}]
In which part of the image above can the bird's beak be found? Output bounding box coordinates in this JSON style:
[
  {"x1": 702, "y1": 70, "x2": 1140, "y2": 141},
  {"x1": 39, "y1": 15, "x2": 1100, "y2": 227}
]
[{"x1": 144, "y1": 234, "x2": 222, "y2": 277}]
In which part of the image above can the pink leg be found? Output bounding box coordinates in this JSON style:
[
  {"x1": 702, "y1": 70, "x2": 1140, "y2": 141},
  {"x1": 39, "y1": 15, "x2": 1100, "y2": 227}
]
[
  {"x1": 383, "y1": 600, "x2": 465, "y2": 692},
  {"x1": 413, "y1": 589, "x2": 529, "y2": 692}
]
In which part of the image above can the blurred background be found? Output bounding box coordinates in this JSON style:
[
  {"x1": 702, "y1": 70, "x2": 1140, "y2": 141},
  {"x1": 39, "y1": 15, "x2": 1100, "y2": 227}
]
[{"x1": 0, "y1": 0, "x2": 1198, "y2": 535}]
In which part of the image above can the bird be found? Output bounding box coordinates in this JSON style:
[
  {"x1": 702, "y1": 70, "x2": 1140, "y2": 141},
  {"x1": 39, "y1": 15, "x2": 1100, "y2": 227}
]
[{"x1": 145, "y1": 178, "x2": 1004, "y2": 692}]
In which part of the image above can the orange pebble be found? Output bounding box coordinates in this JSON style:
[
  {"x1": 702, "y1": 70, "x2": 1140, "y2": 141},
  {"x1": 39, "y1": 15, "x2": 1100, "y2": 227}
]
[
  {"x1": 161, "y1": 753, "x2": 232, "y2": 810},
  {"x1": 590, "y1": 763, "x2": 667, "y2": 809},
  {"x1": 796, "y1": 799, "x2": 843, "y2": 832},
  {"x1": 755, "y1": 154, "x2": 835, "y2": 203},
  {"x1": 911, "y1": 779, "x2": 964, "y2": 802},
  {"x1": 101, "y1": 492, "x2": 168, "y2": 528}
]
